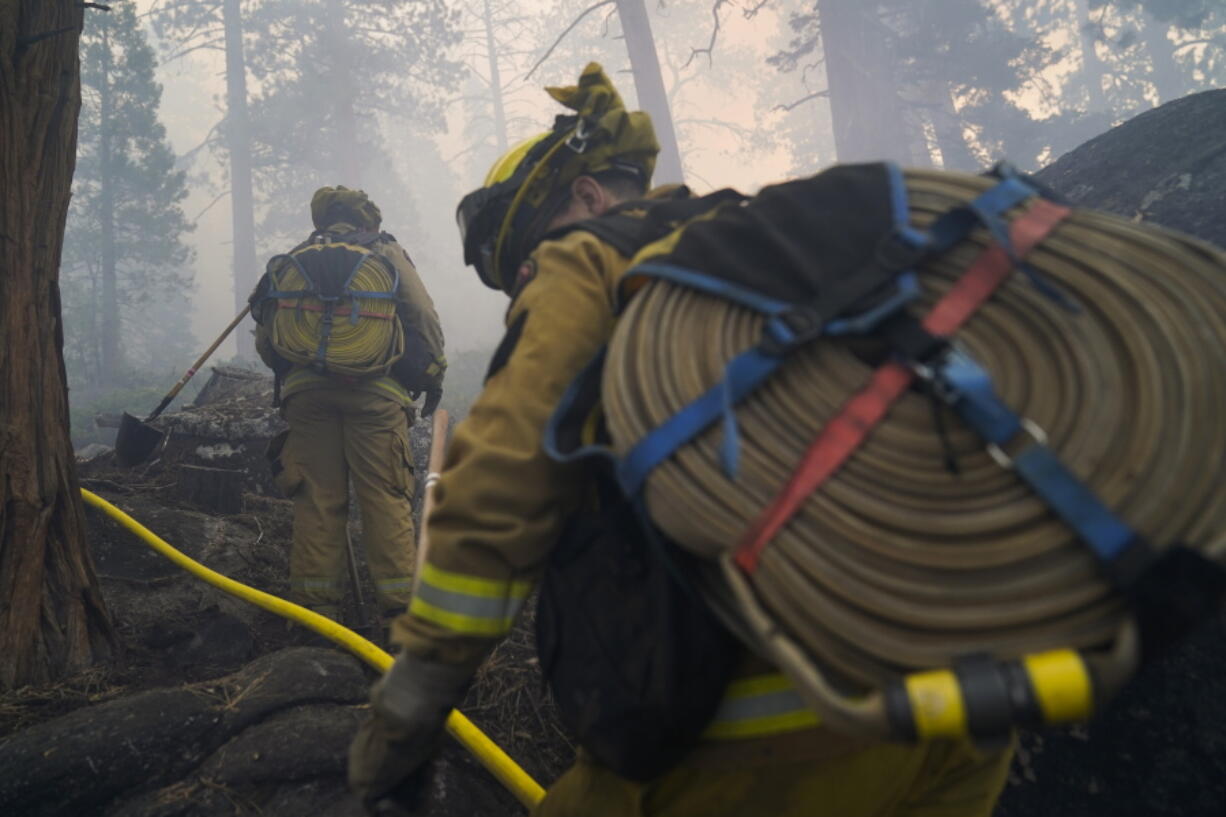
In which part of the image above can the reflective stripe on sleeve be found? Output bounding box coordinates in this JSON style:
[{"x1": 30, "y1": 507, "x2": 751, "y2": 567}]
[
  {"x1": 702, "y1": 673, "x2": 822, "y2": 740},
  {"x1": 408, "y1": 562, "x2": 532, "y2": 638}
]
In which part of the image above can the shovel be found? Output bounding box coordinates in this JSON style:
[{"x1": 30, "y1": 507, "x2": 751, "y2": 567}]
[{"x1": 115, "y1": 305, "x2": 252, "y2": 467}]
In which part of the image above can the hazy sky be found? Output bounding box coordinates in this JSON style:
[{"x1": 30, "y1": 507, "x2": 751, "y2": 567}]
[{"x1": 131, "y1": 0, "x2": 800, "y2": 359}]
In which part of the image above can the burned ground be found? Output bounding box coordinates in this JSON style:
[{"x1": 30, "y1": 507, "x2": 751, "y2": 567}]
[{"x1": 0, "y1": 367, "x2": 570, "y2": 816}]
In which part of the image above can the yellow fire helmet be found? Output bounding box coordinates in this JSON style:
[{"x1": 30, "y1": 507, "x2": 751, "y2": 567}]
[
  {"x1": 311, "y1": 185, "x2": 382, "y2": 231},
  {"x1": 456, "y1": 62, "x2": 660, "y2": 293}
]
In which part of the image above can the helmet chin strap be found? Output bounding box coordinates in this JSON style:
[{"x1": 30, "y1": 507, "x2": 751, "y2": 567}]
[{"x1": 506, "y1": 189, "x2": 575, "y2": 282}]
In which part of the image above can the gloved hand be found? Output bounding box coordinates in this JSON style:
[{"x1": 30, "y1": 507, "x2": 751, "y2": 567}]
[
  {"x1": 348, "y1": 653, "x2": 471, "y2": 814},
  {"x1": 421, "y1": 386, "x2": 443, "y2": 419}
]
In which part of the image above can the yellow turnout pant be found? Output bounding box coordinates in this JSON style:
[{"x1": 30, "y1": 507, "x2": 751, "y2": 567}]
[
  {"x1": 534, "y1": 736, "x2": 1013, "y2": 817},
  {"x1": 273, "y1": 388, "x2": 417, "y2": 616}
]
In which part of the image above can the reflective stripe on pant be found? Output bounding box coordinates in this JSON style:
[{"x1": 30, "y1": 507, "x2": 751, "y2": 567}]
[
  {"x1": 701, "y1": 674, "x2": 821, "y2": 740},
  {"x1": 532, "y1": 735, "x2": 1014, "y2": 817},
  {"x1": 278, "y1": 388, "x2": 417, "y2": 613}
]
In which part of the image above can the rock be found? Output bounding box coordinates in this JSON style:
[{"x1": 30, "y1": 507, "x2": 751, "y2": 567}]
[
  {"x1": 1036, "y1": 89, "x2": 1226, "y2": 248},
  {"x1": 0, "y1": 649, "x2": 369, "y2": 817},
  {"x1": 76, "y1": 442, "x2": 114, "y2": 462},
  {"x1": 175, "y1": 464, "x2": 246, "y2": 515}
]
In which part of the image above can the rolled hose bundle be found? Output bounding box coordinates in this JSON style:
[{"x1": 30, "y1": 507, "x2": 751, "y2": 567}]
[
  {"x1": 603, "y1": 168, "x2": 1226, "y2": 737},
  {"x1": 270, "y1": 256, "x2": 403, "y2": 375}
]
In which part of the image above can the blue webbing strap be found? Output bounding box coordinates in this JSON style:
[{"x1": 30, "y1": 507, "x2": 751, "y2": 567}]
[
  {"x1": 618, "y1": 348, "x2": 783, "y2": 496},
  {"x1": 627, "y1": 261, "x2": 792, "y2": 316},
  {"x1": 886, "y1": 163, "x2": 933, "y2": 248},
  {"x1": 824, "y1": 271, "x2": 921, "y2": 336},
  {"x1": 932, "y1": 350, "x2": 1139, "y2": 566},
  {"x1": 612, "y1": 166, "x2": 1071, "y2": 506},
  {"x1": 342, "y1": 251, "x2": 401, "y2": 325},
  {"x1": 1013, "y1": 446, "x2": 1137, "y2": 563},
  {"x1": 264, "y1": 253, "x2": 318, "y2": 301},
  {"x1": 935, "y1": 349, "x2": 1022, "y2": 444},
  {"x1": 543, "y1": 348, "x2": 617, "y2": 466}
]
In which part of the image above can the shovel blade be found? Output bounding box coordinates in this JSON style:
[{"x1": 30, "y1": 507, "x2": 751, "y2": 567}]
[{"x1": 115, "y1": 412, "x2": 165, "y2": 467}]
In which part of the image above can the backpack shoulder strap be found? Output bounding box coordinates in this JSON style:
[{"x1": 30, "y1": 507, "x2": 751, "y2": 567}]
[{"x1": 542, "y1": 188, "x2": 747, "y2": 260}]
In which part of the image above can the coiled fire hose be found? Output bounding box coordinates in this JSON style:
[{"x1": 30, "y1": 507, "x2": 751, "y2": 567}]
[
  {"x1": 80, "y1": 488, "x2": 546, "y2": 809},
  {"x1": 268, "y1": 252, "x2": 403, "y2": 374},
  {"x1": 604, "y1": 168, "x2": 1226, "y2": 739}
]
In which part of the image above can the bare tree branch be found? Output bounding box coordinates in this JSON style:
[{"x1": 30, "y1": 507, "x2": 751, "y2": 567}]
[
  {"x1": 801, "y1": 57, "x2": 825, "y2": 88},
  {"x1": 162, "y1": 38, "x2": 226, "y2": 62},
  {"x1": 684, "y1": 0, "x2": 730, "y2": 69},
  {"x1": 178, "y1": 120, "x2": 224, "y2": 165},
  {"x1": 774, "y1": 88, "x2": 829, "y2": 112},
  {"x1": 743, "y1": 0, "x2": 771, "y2": 19},
  {"x1": 445, "y1": 141, "x2": 488, "y2": 164},
  {"x1": 524, "y1": 0, "x2": 615, "y2": 81},
  {"x1": 601, "y1": 5, "x2": 618, "y2": 38},
  {"x1": 192, "y1": 190, "x2": 230, "y2": 222}
]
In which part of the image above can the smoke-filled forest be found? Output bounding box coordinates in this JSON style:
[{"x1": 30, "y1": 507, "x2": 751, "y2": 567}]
[
  {"x1": 57, "y1": 0, "x2": 1225, "y2": 444},
  {"x1": 2, "y1": 1, "x2": 1226, "y2": 816}
]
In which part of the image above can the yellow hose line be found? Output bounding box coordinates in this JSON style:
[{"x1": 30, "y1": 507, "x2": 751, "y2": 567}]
[{"x1": 80, "y1": 488, "x2": 546, "y2": 810}]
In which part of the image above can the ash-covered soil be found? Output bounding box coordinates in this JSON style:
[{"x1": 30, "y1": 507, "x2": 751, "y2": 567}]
[{"x1": 1, "y1": 368, "x2": 571, "y2": 817}]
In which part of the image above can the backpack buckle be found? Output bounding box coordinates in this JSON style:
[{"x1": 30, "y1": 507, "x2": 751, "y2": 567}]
[{"x1": 761, "y1": 305, "x2": 823, "y2": 357}]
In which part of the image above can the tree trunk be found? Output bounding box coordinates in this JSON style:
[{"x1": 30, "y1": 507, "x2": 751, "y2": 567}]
[
  {"x1": 325, "y1": 0, "x2": 363, "y2": 186},
  {"x1": 1074, "y1": 0, "x2": 1108, "y2": 112},
  {"x1": 931, "y1": 82, "x2": 979, "y2": 171},
  {"x1": 615, "y1": 0, "x2": 685, "y2": 185},
  {"x1": 223, "y1": 0, "x2": 257, "y2": 359},
  {"x1": 482, "y1": 0, "x2": 508, "y2": 154},
  {"x1": 98, "y1": 20, "x2": 120, "y2": 382},
  {"x1": 818, "y1": 0, "x2": 914, "y2": 163},
  {"x1": 0, "y1": 0, "x2": 117, "y2": 690}
]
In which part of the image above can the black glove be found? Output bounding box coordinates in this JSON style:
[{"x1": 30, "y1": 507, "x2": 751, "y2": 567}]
[
  {"x1": 348, "y1": 653, "x2": 470, "y2": 812},
  {"x1": 421, "y1": 387, "x2": 442, "y2": 419}
]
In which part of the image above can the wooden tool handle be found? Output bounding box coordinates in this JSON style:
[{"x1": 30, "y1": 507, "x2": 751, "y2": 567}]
[
  {"x1": 415, "y1": 409, "x2": 450, "y2": 577},
  {"x1": 146, "y1": 304, "x2": 252, "y2": 422}
]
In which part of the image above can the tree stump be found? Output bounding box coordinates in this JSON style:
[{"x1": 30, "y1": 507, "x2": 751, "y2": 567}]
[{"x1": 176, "y1": 465, "x2": 244, "y2": 515}]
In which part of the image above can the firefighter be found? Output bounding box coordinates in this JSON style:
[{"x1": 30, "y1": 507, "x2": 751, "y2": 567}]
[
  {"x1": 252, "y1": 186, "x2": 445, "y2": 624},
  {"x1": 348, "y1": 65, "x2": 1012, "y2": 816}
]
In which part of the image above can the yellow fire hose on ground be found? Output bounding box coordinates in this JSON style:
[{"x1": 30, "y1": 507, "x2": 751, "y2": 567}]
[{"x1": 79, "y1": 488, "x2": 546, "y2": 810}]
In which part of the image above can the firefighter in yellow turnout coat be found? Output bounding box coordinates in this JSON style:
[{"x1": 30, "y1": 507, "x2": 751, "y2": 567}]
[
  {"x1": 348, "y1": 66, "x2": 1012, "y2": 816},
  {"x1": 253, "y1": 187, "x2": 445, "y2": 622}
]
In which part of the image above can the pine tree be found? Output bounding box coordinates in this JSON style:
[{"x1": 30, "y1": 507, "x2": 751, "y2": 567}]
[
  {"x1": 63, "y1": 0, "x2": 195, "y2": 386},
  {"x1": 149, "y1": 0, "x2": 259, "y2": 356},
  {"x1": 771, "y1": 0, "x2": 1080, "y2": 170},
  {"x1": 242, "y1": 0, "x2": 464, "y2": 245}
]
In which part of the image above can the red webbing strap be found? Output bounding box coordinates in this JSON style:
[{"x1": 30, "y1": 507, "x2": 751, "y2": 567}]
[{"x1": 734, "y1": 199, "x2": 1072, "y2": 573}]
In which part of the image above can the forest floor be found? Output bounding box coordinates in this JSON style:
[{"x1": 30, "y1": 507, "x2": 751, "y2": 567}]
[{"x1": 0, "y1": 372, "x2": 572, "y2": 817}]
